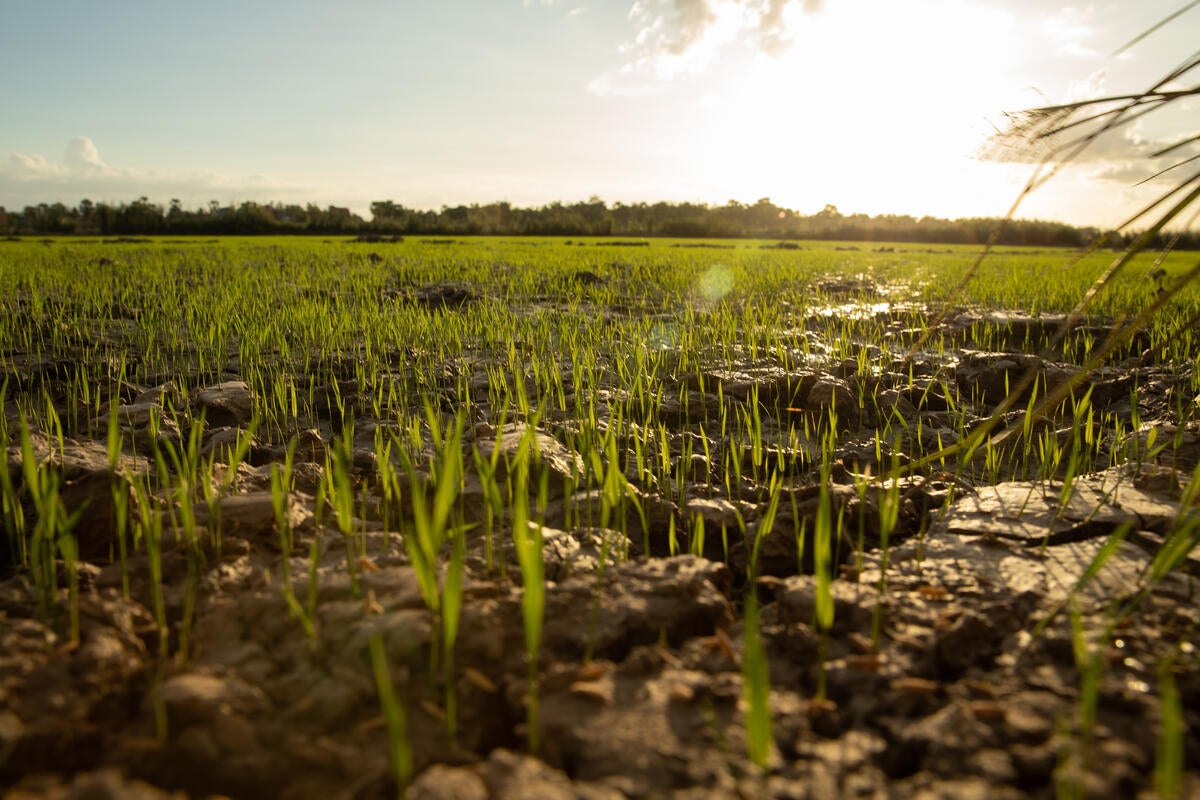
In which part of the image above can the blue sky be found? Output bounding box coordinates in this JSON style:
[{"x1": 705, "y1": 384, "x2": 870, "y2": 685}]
[{"x1": 1, "y1": 0, "x2": 1196, "y2": 227}]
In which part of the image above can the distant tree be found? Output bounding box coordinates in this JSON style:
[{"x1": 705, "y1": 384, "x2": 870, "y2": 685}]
[
  {"x1": 370, "y1": 200, "x2": 410, "y2": 231},
  {"x1": 78, "y1": 198, "x2": 95, "y2": 232},
  {"x1": 3, "y1": 190, "x2": 1192, "y2": 247}
]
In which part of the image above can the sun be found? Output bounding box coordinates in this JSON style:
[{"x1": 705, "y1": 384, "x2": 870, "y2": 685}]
[{"x1": 684, "y1": 0, "x2": 1025, "y2": 217}]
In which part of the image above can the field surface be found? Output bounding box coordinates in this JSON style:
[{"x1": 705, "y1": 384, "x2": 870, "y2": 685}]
[{"x1": 2, "y1": 236, "x2": 1199, "y2": 799}]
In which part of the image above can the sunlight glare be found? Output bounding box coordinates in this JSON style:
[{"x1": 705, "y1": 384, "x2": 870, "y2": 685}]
[{"x1": 690, "y1": 0, "x2": 1025, "y2": 217}]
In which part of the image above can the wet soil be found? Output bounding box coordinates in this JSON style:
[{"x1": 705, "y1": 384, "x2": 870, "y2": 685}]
[{"x1": 3, "y1": 283, "x2": 1199, "y2": 799}]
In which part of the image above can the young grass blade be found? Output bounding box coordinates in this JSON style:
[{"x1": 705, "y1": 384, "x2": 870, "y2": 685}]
[
  {"x1": 511, "y1": 456, "x2": 545, "y2": 754},
  {"x1": 368, "y1": 631, "x2": 413, "y2": 795},
  {"x1": 742, "y1": 590, "x2": 772, "y2": 769},
  {"x1": 1155, "y1": 656, "x2": 1184, "y2": 800}
]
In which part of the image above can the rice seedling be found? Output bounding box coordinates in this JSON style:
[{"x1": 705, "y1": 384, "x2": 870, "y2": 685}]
[
  {"x1": 327, "y1": 424, "x2": 363, "y2": 597},
  {"x1": 870, "y1": 452, "x2": 902, "y2": 649},
  {"x1": 509, "y1": 432, "x2": 545, "y2": 754},
  {"x1": 1155, "y1": 654, "x2": 1184, "y2": 800},
  {"x1": 369, "y1": 630, "x2": 413, "y2": 796},
  {"x1": 17, "y1": 415, "x2": 84, "y2": 639},
  {"x1": 272, "y1": 440, "x2": 315, "y2": 640},
  {"x1": 1, "y1": 382, "x2": 27, "y2": 569},
  {"x1": 740, "y1": 474, "x2": 782, "y2": 768},
  {"x1": 741, "y1": 589, "x2": 772, "y2": 769},
  {"x1": 393, "y1": 409, "x2": 469, "y2": 738},
  {"x1": 1054, "y1": 601, "x2": 1105, "y2": 800}
]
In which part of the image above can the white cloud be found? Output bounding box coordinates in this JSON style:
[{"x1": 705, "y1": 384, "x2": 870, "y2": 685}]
[
  {"x1": 749, "y1": 0, "x2": 821, "y2": 54},
  {"x1": 588, "y1": 0, "x2": 823, "y2": 96},
  {"x1": 4, "y1": 152, "x2": 63, "y2": 181},
  {"x1": 0, "y1": 138, "x2": 307, "y2": 210},
  {"x1": 654, "y1": 0, "x2": 717, "y2": 58},
  {"x1": 586, "y1": 69, "x2": 668, "y2": 97},
  {"x1": 5, "y1": 137, "x2": 119, "y2": 182},
  {"x1": 63, "y1": 137, "x2": 109, "y2": 172},
  {"x1": 1040, "y1": 5, "x2": 1099, "y2": 59},
  {"x1": 637, "y1": 0, "x2": 823, "y2": 69},
  {"x1": 1065, "y1": 68, "x2": 1107, "y2": 103}
]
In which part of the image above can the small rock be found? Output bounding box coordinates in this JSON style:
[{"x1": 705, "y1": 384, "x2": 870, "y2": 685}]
[
  {"x1": 477, "y1": 423, "x2": 584, "y2": 501},
  {"x1": 155, "y1": 672, "x2": 267, "y2": 726},
  {"x1": 5, "y1": 432, "x2": 150, "y2": 560},
  {"x1": 133, "y1": 382, "x2": 184, "y2": 407},
  {"x1": 541, "y1": 556, "x2": 732, "y2": 660},
  {"x1": 804, "y1": 376, "x2": 859, "y2": 423},
  {"x1": 481, "y1": 749, "x2": 577, "y2": 800},
  {"x1": 191, "y1": 491, "x2": 312, "y2": 547},
  {"x1": 104, "y1": 402, "x2": 162, "y2": 429},
  {"x1": 8, "y1": 768, "x2": 187, "y2": 799},
  {"x1": 685, "y1": 496, "x2": 750, "y2": 529},
  {"x1": 955, "y1": 350, "x2": 1076, "y2": 406},
  {"x1": 200, "y1": 425, "x2": 251, "y2": 461},
  {"x1": 407, "y1": 764, "x2": 488, "y2": 800},
  {"x1": 190, "y1": 381, "x2": 254, "y2": 427},
  {"x1": 75, "y1": 628, "x2": 140, "y2": 674}
]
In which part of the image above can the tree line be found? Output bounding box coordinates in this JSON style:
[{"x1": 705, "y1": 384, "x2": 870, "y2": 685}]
[{"x1": 2, "y1": 195, "x2": 1196, "y2": 249}]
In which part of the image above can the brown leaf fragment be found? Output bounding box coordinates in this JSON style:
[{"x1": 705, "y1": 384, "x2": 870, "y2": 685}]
[
  {"x1": 916, "y1": 584, "x2": 950, "y2": 600},
  {"x1": 967, "y1": 699, "x2": 1006, "y2": 721},
  {"x1": 847, "y1": 632, "x2": 875, "y2": 654},
  {"x1": 960, "y1": 678, "x2": 998, "y2": 699},
  {"x1": 569, "y1": 680, "x2": 612, "y2": 704},
  {"x1": 669, "y1": 683, "x2": 696, "y2": 703},
  {"x1": 846, "y1": 652, "x2": 886, "y2": 672},
  {"x1": 700, "y1": 627, "x2": 739, "y2": 661},
  {"x1": 807, "y1": 697, "x2": 838, "y2": 718},
  {"x1": 356, "y1": 715, "x2": 387, "y2": 733},
  {"x1": 756, "y1": 574, "x2": 783, "y2": 590},
  {"x1": 363, "y1": 589, "x2": 384, "y2": 615},
  {"x1": 463, "y1": 667, "x2": 498, "y2": 694},
  {"x1": 892, "y1": 676, "x2": 939, "y2": 696},
  {"x1": 420, "y1": 699, "x2": 447, "y2": 723},
  {"x1": 575, "y1": 661, "x2": 611, "y2": 682}
]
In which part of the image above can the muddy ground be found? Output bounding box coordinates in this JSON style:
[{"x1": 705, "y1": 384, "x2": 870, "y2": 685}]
[{"x1": 2, "y1": 286, "x2": 1199, "y2": 799}]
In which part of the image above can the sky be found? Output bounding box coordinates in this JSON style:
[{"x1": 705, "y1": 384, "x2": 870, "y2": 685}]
[{"x1": 0, "y1": 0, "x2": 1196, "y2": 228}]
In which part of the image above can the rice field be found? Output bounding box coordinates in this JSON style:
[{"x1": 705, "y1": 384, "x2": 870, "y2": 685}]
[{"x1": 2, "y1": 235, "x2": 1199, "y2": 799}]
